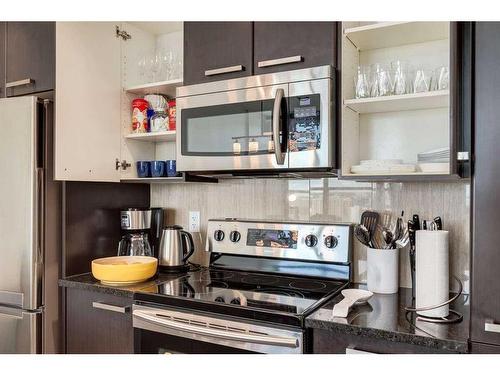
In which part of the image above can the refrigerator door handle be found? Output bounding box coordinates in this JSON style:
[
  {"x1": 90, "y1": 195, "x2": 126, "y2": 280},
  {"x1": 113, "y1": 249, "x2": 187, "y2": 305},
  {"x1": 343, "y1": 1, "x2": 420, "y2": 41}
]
[{"x1": 36, "y1": 167, "x2": 45, "y2": 268}]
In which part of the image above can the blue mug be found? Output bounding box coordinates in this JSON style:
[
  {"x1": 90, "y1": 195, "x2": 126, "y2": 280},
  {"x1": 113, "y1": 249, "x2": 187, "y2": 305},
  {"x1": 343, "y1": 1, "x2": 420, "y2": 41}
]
[
  {"x1": 151, "y1": 161, "x2": 166, "y2": 177},
  {"x1": 136, "y1": 161, "x2": 151, "y2": 178},
  {"x1": 166, "y1": 160, "x2": 178, "y2": 177}
]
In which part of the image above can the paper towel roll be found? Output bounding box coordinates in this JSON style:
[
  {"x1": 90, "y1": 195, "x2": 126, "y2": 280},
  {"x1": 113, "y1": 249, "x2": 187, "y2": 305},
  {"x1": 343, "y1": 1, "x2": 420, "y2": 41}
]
[{"x1": 415, "y1": 230, "x2": 449, "y2": 318}]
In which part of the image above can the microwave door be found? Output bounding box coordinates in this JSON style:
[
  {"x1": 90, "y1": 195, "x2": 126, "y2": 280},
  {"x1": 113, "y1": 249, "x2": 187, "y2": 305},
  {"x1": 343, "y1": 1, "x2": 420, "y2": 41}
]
[
  {"x1": 288, "y1": 78, "x2": 333, "y2": 170},
  {"x1": 177, "y1": 84, "x2": 289, "y2": 173}
]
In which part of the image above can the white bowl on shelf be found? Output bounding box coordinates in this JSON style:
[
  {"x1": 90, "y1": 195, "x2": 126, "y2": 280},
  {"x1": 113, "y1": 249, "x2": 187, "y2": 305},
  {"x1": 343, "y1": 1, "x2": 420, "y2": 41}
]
[{"x1": 417, "y1": 163, "x2": 450, "y2": 173}]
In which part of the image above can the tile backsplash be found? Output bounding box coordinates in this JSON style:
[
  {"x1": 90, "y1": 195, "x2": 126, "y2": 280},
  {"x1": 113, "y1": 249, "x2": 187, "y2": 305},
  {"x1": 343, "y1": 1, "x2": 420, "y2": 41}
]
[{"x1": 151, "y1": 178, "x2": 470, "y2": 293}]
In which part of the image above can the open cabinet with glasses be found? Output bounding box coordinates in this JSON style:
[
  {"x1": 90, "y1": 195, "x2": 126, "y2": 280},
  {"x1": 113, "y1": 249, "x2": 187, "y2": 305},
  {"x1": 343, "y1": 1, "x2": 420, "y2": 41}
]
[
  {"x1": 119, "y1": 22, "x2": 188, "y2": 182},
  {"x1": 340, "y1": 22, "x2": 470, "y2": 180}
]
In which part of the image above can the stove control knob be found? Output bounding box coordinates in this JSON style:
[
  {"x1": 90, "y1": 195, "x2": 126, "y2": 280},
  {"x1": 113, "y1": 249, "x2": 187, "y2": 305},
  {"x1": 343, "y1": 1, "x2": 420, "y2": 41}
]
[
  {"x1": 215, "y1": 296, "x2": 225, "y2": 303},
  {"x1": 324, "y1": 235, "x2": 338, "y2": 249},
  {"x1": 230, "y1": 297, "x2": 241, "y2": 305},
  {"x1": 214, "y1": 230, "x2": 225, "y2": 241},
  {"x1": 305, "y1": 234, "x2": 318, "y2": 247},
  {"x1": 229, "y1": 230, "x2": 241, "y2": 243}
]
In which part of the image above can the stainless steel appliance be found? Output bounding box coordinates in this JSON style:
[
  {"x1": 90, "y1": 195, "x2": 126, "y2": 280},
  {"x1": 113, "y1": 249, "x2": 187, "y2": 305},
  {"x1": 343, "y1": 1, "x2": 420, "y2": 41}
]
[
  {"x1": 0, "y1": 97, "x2": 61, "y2": 353},
  {"x1": 118, "y1": 208, "x2": 163, "y2": 258},
  {"x1": 133, "y1": 219, "x2": 352, "y2": 354},
  {"x1": 158, "y1": 225, "x2": 195, "y2": 272},
  {"x1": 176, "y1": 66, "x2": 335, "y2": 177}
]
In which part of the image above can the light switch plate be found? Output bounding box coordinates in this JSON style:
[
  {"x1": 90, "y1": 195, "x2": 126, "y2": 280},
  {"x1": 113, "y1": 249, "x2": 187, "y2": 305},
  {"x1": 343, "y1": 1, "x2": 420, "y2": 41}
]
[{"x1": 188, "y1": 211, "x2": 200, "y2": 232}]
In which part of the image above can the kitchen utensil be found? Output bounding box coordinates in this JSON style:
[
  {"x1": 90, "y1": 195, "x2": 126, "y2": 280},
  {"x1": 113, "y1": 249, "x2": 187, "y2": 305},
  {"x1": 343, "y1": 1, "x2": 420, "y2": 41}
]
[
  {"x1": 136, "y1": 161, "x2": 151, "y2": 178},
  {"x1": 151, "y1": 161, "x2": 166, "y2": 177},
  {"x1": 354, "y1": 224, "x2": 371, "y2": 247},
  {"x1": 395, "y1": 227, "x2": 409, "y2": 248},
  {"x1": 434, "y1": 216, "x2": 443, "y2": 230},
  {"x1": 408, "y1": 219, "x2": 417, "y2": 299},
  {"x1": 382, "y1": 226, "x2": 394, "y2": 248},
  {"x1": 91, "y1": 256, "x2": 158, "y2": 285},
  {"x1": 158, "y1": 225, "x2": 195, "y2": 272},
  {"x1": 412, "y1": 214, "x2": 421, "y2": 231},
  {"x1": 361, "y1": 211, "x2": 379, "y2": 241},
  {"x1": 332, "y1": 289, "x2": 373, "y2": 318}
]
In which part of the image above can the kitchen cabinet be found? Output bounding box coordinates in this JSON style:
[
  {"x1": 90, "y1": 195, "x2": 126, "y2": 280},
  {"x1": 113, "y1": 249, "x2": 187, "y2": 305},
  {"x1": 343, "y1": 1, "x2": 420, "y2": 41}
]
[
  {"x1": 55, "y1": 22, "x2": 190, "y2": 183},
  {"x1": 339, "y1": 22, "x2": 471, "y2": 181},
  {"x1": 0, "y1": 22, "x2": 5, "y2": 98},
  {"x1": 5, "y1": 22, "x2": 55, "y2": 96},
  {"x1": 183, "y1": 22, "x2": 253, "y2": 85},
  {"x1": 65, "y1": 288, "x2": 133, "y2": 354},
  {"x1": 471, "y1": 22, "x2": 500, "y2": 353},
  {"x1": 310, "y1": 329, "x2": 459, "y2": 354},
  {"x1": 253, "y1": 22, "x2": 337, "y2": 74}
]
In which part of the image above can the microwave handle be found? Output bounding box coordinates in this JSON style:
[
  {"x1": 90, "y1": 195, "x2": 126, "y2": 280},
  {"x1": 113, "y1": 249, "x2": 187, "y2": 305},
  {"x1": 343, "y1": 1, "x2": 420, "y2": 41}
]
[{"x1": 272, "y1": 88, "x2": 286, "y2": 165}]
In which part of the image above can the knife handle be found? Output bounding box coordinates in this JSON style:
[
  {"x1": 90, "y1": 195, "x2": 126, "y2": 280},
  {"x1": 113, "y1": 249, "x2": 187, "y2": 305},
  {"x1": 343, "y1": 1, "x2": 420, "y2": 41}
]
[
  {"x1": 433, "y1": 216, "x2": 443, "y2": 230},
  {"x1": 412, "y1": 215, "x2": 420, "y2": 231}
]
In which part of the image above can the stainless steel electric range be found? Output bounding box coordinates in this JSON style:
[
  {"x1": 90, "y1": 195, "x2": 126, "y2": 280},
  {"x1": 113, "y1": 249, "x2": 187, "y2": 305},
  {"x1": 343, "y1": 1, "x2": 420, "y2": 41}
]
[{"x1": 133, "y1": 219, "x2": 353, "y2": 354}]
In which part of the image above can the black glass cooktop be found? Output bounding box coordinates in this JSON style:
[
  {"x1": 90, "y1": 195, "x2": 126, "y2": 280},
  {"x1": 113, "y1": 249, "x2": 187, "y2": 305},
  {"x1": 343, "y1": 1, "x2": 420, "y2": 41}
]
[{"x1": 135, "y1": 268, "x2": 346, "y2": 316}]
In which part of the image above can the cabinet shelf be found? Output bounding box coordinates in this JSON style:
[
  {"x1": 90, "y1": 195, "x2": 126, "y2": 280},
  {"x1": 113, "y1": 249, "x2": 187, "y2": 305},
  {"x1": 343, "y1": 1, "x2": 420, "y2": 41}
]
[
  {"x1": 344, "y1": 22, "x2": 449, "y2": 50},
  {"x1": 125, "y1": 130, "x2": 176, "y2": 142},
  {"x1": 124, "y1": 78, "x2": 183, "y2": 97},
  {"x1": 344, "y1": 90, "x2": 449, "y2": 114}
]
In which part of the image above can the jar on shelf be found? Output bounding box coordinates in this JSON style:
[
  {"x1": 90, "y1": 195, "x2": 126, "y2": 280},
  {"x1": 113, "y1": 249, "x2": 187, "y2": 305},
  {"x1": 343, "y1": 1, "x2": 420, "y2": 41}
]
[
  {"x1": 131, "y1": 98, "x2": 149, "y2": 133},
  {"x1": 150, "y1": 107, "x2": 169, "y2": 133},
  {"x1": 168, "y1": 99, "x2": 176, "y2": 131}
]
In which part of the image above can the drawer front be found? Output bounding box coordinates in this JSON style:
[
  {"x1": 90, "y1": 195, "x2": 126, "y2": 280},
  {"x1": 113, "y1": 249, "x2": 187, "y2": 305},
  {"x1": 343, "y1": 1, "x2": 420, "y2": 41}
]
[{"x1": 66, "y1": 288, "x2": 133, "y2": 354}]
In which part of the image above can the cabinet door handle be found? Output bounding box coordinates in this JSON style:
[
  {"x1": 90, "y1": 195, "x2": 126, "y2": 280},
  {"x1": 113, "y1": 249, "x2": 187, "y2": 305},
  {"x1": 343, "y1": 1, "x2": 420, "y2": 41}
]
[
  {"x1": 92, "y1": 301, "x2": 130, "y2": 314},
  {"x1": 6, "y1": 78, "x2": 35, "y2": 88},
  {"x1": 204, "y1": 65, "x2": 244, "y2": 76},
  {"x1": 485, "y1": 320, "x2": 500, "y2": 333},
  {"x1": 257, "y1": 55, "x2": 303, "y2": 68}
]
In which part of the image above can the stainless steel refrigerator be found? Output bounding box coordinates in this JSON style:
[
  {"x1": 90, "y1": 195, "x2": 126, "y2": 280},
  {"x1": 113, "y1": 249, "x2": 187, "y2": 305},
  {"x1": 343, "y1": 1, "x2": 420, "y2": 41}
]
[{"x1": 0, "y1": 96, "x2": 61, "y2": 353}]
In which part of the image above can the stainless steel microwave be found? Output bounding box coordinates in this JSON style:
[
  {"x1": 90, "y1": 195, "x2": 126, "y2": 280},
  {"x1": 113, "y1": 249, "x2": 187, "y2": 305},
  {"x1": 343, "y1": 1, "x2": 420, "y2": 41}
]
[{"x1": 176, "y1": 66, "x2": 336, "y2": 177}]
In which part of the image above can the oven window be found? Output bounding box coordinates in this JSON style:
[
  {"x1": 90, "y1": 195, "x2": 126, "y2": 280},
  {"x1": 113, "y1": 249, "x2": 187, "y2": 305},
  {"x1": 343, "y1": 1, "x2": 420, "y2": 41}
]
[
  {"x1": 135, "y1": 329, "x2": 256, "y2": 354},
  {"x1": 181, "y1": 99, "x2": 277, "y2": 157}
]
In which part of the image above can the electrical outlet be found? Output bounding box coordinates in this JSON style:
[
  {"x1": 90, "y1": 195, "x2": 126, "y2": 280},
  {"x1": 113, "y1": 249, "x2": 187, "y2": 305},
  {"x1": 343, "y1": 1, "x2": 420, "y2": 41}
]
[{"x1": 188, "y1": 211, "x2": 200, "y2": 232}]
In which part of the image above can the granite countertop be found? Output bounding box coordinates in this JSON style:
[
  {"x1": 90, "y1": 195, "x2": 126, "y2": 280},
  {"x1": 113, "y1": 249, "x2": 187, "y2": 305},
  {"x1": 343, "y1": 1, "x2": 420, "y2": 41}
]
[
  {"x1": 58, "y1": 272, "x2": 179, "y2": 298},
  {"x1": 306, "y1": 284, "x2": 470, "y2": 353}
]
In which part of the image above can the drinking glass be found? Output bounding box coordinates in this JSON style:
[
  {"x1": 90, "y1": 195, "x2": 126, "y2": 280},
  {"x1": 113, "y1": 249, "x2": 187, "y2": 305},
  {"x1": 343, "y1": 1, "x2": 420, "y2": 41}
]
[
  {"x1": 354, "y1": 65, "x2": 370, "y2": 99},
  {"x1": 137, "y1": 56, "x2": 147, "y2": 83},
  {"x1": 436, "y1": 66, "x2": 449, "y2": 90},
  {"x1": 391, "y1": 60, "x2": 409, "y2": 95},
  {"x1": 376, "y1": 63, "x2": 393, "y2": 96},
  {"x1": 150, "y1": 53, "x2": 161, "y2": 82},
  {"x1": 413, "y1": 68, "x2": 432, "y2": 93}
]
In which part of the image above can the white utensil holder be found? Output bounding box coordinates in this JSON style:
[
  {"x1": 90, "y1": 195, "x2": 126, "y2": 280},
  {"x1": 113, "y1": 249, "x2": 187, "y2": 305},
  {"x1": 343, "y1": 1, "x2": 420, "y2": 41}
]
[
  {"x1": 367, "y1": 247, "x2": 399, "y2": 294},
  {"x1": 415, "y1": 230, "x2": 449, "y2": 318}
]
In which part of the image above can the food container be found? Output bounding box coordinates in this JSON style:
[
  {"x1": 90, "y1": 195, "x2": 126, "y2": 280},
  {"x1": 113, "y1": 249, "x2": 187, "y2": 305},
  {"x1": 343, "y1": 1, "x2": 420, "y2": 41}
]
[
  {"x1": 132, "y1": 99, "x2": 149, "y2": 133},
  {"x1": 150, "y1": 110, "x2": 169, "y2": 132},
  {"x1": 168, "y1": 99, "x2": 176, "y2": 130}
]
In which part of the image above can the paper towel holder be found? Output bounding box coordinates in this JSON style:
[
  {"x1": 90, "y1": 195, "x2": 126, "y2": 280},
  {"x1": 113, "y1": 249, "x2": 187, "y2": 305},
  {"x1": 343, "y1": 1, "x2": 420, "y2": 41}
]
[{"x1": 404, "y1": 276, "x2": 463, "y2": 324}]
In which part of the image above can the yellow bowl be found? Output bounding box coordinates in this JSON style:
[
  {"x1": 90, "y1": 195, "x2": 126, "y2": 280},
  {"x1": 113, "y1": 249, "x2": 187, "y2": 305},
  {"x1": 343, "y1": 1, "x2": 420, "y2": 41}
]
[{"x1": 91, "y1": 256, "x2": 158, "y2": 285}]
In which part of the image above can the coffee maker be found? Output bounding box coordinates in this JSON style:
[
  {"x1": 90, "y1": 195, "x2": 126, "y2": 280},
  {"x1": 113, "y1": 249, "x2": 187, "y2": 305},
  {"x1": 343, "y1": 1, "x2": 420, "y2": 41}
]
[{"x1": 118, "y1": 208, "x2": 164, "y2": 257}]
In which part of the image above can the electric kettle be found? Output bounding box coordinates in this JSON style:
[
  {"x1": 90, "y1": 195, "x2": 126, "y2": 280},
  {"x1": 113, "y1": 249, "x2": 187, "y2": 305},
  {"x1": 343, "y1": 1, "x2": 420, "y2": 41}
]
[{"x1": 158, "y1": 225, "x2": 195, "y2": 272}]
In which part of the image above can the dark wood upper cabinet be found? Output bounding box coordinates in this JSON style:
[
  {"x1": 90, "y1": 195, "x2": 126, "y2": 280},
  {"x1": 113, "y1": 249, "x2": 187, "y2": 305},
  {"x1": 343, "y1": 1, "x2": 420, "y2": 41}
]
[
  {"x1": 5, "y1": 22, "x2": 55, "y2": 96},
  {"x1": 471, "y1": 21, "x2": 500, "y2": 348},
  {"x1": 253, "y1": 22, "x2": 337, "y2": 74},
  {"x1": 0, "y1": 22, "x2": 5, "y2": 98},
  {"x1": 183, "y1": 22, "x2": 253, "y2": 85},
  {"x1": 65, "y1": 288, "x2": 133, "y2": 354}
]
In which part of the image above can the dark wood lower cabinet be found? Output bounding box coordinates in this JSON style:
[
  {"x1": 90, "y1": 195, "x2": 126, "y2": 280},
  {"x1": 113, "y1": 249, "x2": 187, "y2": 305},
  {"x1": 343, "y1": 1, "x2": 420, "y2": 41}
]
[
  {"x1": 470, "y1": 342, "x2": 500, "y2": 354},
  {"x1": 310, "y1": 329, "x2": 459, "y2": 354},
  {"x1": 65, "y1": 288, "x2": 133, "y2": 354}
]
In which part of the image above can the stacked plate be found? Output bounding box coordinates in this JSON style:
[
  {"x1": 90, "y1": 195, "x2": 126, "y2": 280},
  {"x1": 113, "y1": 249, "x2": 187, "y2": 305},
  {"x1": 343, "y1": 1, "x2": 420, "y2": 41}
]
[
  {"x1": 350, "y1": 159, "x2": 416, "y2": 175},
  {"x1": 417, "y1": 147, "x2": 450, "y2": 173}
]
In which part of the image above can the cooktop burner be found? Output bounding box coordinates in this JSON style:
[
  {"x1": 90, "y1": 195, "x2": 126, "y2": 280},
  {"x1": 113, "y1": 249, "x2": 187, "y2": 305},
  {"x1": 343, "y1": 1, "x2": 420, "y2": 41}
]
[{"x1": 136, "y1": 268, "x2": 346, "y2": 316}]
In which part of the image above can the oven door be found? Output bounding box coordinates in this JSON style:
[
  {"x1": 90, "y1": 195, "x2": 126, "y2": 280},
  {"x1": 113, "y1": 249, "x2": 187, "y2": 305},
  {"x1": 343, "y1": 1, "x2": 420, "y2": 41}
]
[
  {"x1": 132, "y1": 305, "x2": 303, "y2": 354},
  {"x1": 176, "y1": 84, "x2": 289, "y2": 173}
]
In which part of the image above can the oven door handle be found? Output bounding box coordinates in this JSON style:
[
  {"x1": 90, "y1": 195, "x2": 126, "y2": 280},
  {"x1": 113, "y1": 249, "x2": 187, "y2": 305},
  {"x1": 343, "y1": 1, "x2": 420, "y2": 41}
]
[
  {"x1": 272, "y1": 88, "x2": 286, "y2": 165},
  {"x1": 133, "y1": 309, "x2": 299, "y2": 348}
]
